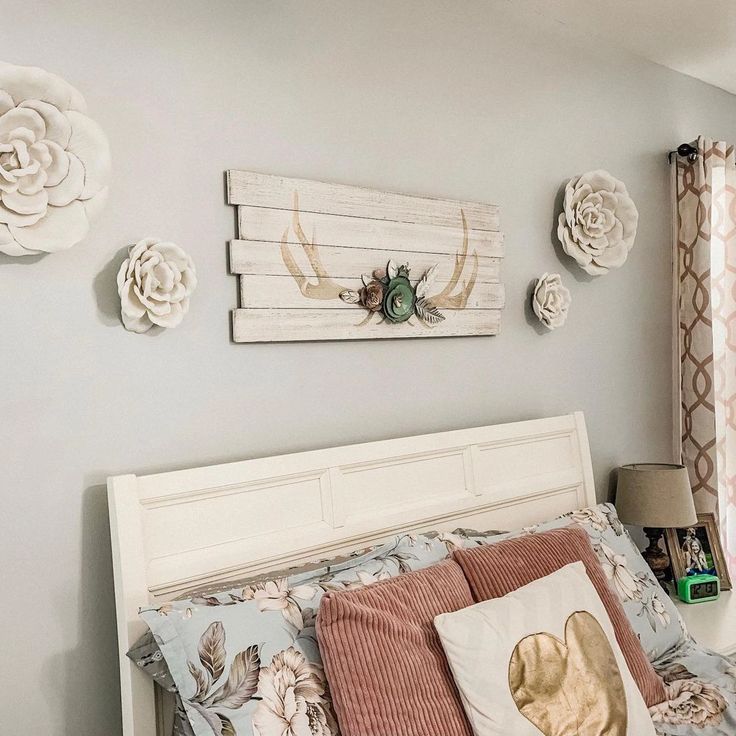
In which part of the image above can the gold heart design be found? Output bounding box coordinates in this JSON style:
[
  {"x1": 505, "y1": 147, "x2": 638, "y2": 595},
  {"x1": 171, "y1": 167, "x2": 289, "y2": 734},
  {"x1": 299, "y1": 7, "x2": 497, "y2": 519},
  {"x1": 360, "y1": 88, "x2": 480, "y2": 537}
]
[{"x1": 508, "y1": 611, "x2": 628, "y2": 736}]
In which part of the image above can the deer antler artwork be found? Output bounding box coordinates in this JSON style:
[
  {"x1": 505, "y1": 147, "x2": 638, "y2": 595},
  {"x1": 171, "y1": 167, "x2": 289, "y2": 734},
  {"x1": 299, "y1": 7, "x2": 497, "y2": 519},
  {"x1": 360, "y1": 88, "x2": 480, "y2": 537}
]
[
  {"x1": 280, "y1": 192, "x2": 479, "y2": 327},
  {"x1": 228, "y1": 170, "x2": 504, "y2": 342},
  {"x1": 279, "y1": 191, "x2": 350, "y2": 300},
  {"x1": 423, "y1": 210, "x2": 479, "y2": 311}
]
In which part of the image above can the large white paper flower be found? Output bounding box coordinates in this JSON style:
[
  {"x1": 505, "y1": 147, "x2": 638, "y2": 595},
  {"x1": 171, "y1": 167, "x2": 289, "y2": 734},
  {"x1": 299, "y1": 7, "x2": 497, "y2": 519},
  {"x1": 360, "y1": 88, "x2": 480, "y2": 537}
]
[
  {"x1": 117, "y1": 237, "x2": 197, "y2": 333},
  {"x1": 557, "y1": 170, "x2": 638, "y2": 276},
  {"x1": 0, "y1": 62, "x2": 110, "y2": 256}
]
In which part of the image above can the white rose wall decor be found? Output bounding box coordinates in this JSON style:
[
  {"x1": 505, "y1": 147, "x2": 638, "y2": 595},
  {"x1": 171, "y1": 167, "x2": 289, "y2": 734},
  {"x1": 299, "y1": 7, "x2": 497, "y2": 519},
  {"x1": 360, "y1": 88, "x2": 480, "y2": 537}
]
[
  {"x1": 557, "y1": 169, "x2": 638, "y2": 276},
  {"x1": 117, "y1": 238, "x2": 197, "y2": 333},
  {"x1": 532, "y1": 272, "x2": 571, "y2": 330},
  {"x1": 0, "y1": 62, "x2": 110, "y2": 256},
  {"x1": 0, "y1": 57, "x2": 635, "y2": 343}
]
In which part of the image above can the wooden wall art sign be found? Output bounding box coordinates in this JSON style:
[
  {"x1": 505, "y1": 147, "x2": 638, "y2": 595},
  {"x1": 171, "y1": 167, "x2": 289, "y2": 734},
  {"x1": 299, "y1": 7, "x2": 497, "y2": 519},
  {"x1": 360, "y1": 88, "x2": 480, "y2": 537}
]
[{"x1": 226, "y1": 171, "x2": 505, "y2": 342}]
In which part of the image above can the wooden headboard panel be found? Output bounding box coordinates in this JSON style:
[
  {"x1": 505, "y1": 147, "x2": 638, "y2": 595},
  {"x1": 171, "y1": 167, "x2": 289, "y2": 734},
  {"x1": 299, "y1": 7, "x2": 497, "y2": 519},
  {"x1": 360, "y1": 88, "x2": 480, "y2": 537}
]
[{"x1": 108, "y1": 411, "x2": 596, "y2": 736}]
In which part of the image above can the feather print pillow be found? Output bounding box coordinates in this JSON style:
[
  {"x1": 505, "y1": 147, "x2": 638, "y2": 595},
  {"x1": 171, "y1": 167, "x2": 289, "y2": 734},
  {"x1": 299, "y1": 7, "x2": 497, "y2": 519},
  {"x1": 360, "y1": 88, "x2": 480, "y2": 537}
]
[{"x1": 138, "y1": 530, "x2": 490, "y2": 736}]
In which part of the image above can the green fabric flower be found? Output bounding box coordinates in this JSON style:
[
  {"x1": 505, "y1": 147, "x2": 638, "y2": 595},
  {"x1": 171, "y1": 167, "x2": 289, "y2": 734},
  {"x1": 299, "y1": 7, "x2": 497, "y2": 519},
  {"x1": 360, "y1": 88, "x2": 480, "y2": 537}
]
[{"x1": 383, "y1": 268, "x2": 415, "y2": 323}]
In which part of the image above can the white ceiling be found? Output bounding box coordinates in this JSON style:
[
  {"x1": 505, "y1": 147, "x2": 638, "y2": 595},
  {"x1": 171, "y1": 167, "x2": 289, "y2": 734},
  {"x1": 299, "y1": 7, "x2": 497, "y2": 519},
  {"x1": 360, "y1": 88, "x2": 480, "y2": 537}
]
[{"x1": 510, "y1": 0, "x2": 736, "y2": 95}]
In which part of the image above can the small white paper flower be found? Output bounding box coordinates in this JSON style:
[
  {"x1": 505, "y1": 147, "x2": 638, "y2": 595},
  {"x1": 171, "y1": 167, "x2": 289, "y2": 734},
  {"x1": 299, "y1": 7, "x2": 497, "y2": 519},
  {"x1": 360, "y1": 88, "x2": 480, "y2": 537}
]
[
  {"x1": 532, "y1": 272, "x2": 571, "y2": 330},
  {"x1": 0, "y1": 62, "x2": 110, "y2": 256},
  {"x1": 557, "y1": 169, "x2": 638, "y2": 276},
  {"x1": 117, "y1": 237, "x2": 197, "y2": 333}
]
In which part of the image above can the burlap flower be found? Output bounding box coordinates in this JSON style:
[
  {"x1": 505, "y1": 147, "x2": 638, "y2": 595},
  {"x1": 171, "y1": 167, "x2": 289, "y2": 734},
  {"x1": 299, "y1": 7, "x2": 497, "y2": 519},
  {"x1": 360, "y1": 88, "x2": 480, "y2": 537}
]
[{"x1": 361, "y1": 280, "x2": 384, "y2": 311}]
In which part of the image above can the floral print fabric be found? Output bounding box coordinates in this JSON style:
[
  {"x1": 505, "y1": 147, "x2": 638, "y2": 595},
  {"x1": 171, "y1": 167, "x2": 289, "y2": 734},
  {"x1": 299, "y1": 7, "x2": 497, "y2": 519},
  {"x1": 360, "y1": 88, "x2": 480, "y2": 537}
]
[
  {"x1": 650, "y1": 641, "x2": 736, "y2": 735},
  {"x1": 138, "y1": 530, "x2": 490, "y2": 736}
]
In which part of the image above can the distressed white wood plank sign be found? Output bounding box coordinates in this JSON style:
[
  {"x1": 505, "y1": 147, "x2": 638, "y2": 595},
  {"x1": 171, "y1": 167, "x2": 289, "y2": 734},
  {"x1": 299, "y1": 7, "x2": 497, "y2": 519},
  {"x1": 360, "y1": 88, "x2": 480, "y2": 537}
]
[
  {"x1": 227, "y1": 171, "x2": 505, "y2": 343},
  {"x1": 236, "y1": 206, "x2": 504, "y2": 255},
  {"x1": 239, "y1": 276, "x2": 505, "y2": 311},
  {"x1": 232, "y1": 308, "x2": 502, "y2": 342}
]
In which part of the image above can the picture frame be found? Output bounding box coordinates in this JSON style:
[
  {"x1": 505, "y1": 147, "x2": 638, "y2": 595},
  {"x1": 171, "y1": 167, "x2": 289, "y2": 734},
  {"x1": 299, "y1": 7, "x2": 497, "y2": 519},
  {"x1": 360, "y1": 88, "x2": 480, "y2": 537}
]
[{"x1": 665, "y1": 512, "x2": 732, "y2": 591}]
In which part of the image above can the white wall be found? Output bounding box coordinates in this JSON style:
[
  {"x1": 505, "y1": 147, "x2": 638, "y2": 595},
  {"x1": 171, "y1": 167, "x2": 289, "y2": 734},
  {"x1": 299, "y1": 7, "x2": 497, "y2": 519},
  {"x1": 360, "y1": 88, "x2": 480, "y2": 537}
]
[{"x1": 2, "y1": 1, "x2": 736, "y2": 733}]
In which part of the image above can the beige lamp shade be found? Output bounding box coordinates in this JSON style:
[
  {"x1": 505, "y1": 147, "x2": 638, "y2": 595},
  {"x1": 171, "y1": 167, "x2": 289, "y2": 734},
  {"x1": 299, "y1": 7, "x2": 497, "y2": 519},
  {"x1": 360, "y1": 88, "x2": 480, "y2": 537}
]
[{"x1": 615, "y1": 463, "x2": 697, "y2": 528}]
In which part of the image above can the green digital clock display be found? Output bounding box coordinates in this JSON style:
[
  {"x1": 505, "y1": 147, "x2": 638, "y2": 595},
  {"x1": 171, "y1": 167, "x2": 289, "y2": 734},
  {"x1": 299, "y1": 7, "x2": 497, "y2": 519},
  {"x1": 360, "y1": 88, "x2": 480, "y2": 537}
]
[{"x1": 677, "y1": 574, "x2": 720, "y2": 604}]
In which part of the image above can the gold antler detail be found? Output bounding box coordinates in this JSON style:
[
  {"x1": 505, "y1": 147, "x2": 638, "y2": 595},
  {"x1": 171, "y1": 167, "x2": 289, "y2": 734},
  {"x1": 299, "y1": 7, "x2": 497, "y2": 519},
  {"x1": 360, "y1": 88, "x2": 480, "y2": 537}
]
[
  {"x1": 279, "y1": 191, "x2": 349, "y2": 300},
  {"x1": 426, "y1": 209, "x2": 479, "y2": 309}
]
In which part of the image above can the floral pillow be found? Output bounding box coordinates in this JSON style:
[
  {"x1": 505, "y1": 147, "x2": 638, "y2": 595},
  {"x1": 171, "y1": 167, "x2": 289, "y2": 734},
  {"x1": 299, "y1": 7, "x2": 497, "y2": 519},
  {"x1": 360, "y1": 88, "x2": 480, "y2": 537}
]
[
  {"x1": 475, "y1": 503, "x2": 687, "y2": 661},
  {"x1": 138, "y1": 530, "x2": 491, "y2": 736}
]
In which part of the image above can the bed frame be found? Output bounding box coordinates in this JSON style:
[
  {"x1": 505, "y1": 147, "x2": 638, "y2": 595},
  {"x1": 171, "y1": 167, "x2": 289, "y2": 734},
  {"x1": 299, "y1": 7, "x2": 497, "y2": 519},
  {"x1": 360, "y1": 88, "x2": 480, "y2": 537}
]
[{"x1": 108, "y1": 411, "x2": 597, "y2": 736}]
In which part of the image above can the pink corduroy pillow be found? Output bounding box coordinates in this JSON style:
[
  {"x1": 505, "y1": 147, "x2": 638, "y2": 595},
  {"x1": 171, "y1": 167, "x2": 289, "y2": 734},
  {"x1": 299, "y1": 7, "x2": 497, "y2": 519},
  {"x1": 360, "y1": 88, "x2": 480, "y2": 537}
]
[
  {"x1": 316, "y1": 558, "x2": 474, "y2": 736},
  {"x1": 452, "y1": 526, "x2": 667, "y2": 707}
]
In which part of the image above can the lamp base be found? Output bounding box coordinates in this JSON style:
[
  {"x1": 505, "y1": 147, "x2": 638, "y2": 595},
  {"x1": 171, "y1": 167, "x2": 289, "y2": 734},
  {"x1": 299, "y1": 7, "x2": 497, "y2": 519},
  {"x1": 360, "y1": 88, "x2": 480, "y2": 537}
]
[{"x1": 642, "y1": 527, "x2": 670, "y2": 583}]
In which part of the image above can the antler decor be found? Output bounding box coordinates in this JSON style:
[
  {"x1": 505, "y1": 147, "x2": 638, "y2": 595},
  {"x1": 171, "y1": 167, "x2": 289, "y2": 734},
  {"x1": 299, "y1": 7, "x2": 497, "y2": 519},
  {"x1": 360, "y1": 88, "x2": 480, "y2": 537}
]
[
  {"x1": 280, "y1": 196, "x2": 478, "y2": 327},
  {"x1": 228, "y1": 170, "x2": 504, "y2": 342},
  {"x1": 424, "y1": 211, "x2": 479, "y2": 310},
  {"x1": 279, "y1": 192, "x2": 350, "y2": 300}
]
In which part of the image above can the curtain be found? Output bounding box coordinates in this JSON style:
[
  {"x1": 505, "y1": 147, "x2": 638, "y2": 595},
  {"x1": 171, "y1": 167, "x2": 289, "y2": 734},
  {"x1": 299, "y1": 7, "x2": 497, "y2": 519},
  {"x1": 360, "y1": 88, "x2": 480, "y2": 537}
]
[{"x1": 676, "y1": 135, "x2": 736, "y2": 577}]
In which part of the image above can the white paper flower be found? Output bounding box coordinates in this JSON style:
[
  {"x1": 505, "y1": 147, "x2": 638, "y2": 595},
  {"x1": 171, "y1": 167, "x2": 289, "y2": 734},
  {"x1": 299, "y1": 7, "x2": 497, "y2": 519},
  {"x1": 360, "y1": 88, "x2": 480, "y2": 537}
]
[
  {"x1": 532, "y1": 272, "x2": 571, "y2": 330},
  {"x1": 117, "y1": 237, "x2": 197, "y2": 333},
  {"x1": 557, "y1": 170, "x2": 638, "y2": 276},
  {"x1": 0, "y1": 62, "x2": 110, "y2": 256}
]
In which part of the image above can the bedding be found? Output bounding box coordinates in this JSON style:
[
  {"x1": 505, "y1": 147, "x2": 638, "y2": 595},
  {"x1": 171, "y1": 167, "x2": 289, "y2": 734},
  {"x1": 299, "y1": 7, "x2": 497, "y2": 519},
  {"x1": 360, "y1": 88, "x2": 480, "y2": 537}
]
[
  {"x1": 434, "y1": 562, "x2": 657, "y2": 736},
  {"x1": 130, "y1": 500, "x2": 736, "y2": 736},
  {"x1": 466, "y1": 502, "x2": 688, "y2": 661},
  {"x1": 134, "y1": 529, "x2": 491, "y2": 736},
  {"x1": 453, "y1": 526, "x2": 667, "y2": 706},
  {"x1": 650, "y1": 640, "x2": 736, "y2": 735},
  {"x1": 317, "y1": 559, "x2": 475, "y2": 736}
]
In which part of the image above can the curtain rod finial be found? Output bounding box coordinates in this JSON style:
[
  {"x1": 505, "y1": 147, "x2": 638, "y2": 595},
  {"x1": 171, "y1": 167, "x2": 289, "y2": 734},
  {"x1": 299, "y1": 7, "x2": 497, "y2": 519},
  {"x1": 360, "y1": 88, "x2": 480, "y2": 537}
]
[{"x1": 669, "y1": 143, "x2": 698, "y2": 163}]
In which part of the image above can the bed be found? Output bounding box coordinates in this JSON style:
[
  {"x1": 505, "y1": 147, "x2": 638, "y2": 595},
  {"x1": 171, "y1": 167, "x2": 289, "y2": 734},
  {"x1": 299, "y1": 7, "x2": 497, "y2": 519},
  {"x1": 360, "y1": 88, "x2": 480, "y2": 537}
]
[{"x1": 107, "y1": 412, "x2": 736, "y2": 736}]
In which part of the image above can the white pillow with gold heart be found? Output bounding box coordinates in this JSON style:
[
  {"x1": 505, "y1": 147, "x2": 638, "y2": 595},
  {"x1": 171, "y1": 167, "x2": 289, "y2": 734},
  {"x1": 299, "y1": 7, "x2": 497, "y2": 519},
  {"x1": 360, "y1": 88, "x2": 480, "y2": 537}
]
[{"x1": 434, "y1": 561, "x2": 656, "y2": 736}]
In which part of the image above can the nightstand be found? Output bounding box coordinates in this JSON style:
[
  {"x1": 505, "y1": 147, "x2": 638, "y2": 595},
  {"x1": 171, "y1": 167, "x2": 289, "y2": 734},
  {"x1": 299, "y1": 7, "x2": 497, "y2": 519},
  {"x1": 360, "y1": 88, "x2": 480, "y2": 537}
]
[{"x1": 673, "y1": 589, "x2": 736, "y2": 657}]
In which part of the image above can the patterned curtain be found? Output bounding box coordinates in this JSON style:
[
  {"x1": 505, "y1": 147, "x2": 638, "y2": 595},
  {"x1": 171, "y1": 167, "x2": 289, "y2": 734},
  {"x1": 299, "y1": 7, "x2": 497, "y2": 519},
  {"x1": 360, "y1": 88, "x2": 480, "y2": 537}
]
[{"x1": 676, "y1": 135, "x2": 736, "y2": 576}]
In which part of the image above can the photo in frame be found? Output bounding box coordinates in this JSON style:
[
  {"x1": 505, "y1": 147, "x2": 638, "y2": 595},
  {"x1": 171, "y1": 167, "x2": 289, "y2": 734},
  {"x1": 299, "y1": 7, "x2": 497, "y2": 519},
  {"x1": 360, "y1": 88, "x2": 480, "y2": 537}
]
[{"x1": 665, "y1": 512, "x2": 732, "y2": 591}]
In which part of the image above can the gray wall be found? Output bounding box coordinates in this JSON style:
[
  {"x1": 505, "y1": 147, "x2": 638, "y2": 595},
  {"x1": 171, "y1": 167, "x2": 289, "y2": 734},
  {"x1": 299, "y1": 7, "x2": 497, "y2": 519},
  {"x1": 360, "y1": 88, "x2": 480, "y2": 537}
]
[{"x1": 2, "y1": 1, "x2": 736, "y2": 733}]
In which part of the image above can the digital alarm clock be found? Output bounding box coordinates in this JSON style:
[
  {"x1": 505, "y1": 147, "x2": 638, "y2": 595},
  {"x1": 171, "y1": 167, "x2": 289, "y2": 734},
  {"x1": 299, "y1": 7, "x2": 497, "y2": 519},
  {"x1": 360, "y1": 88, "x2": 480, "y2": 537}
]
[{"x1": 677, "y1": 573, "x2": 720, "y2": 604}]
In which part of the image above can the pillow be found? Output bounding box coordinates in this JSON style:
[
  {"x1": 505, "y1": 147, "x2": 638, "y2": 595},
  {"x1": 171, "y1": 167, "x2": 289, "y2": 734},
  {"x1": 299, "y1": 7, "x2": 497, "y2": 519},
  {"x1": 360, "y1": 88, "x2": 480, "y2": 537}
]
[
  {"x1": 127, "y1": 632, "x2": 194, "y2": 736},
  {"x1": 453, "y1": 526, "x2": 666, "y2": 707},
  {"x1": 465, "y1": 503, "x2": 687, "y2": 660},
  {"x1": 127, "y1": 542, "x2": 392, "y2": 701},
  {"x1": 128, "y1": 527, "x2": 499, "y2": 691},
  {"x1": 317, "y1": 559, "x2": 474, "y2": 736},
  {"x1": 434, "y1": 562, "x2": 658, "y2": 736},
  {"x1": 137, "y1": 531, "x2": 472, "y2": 736}
]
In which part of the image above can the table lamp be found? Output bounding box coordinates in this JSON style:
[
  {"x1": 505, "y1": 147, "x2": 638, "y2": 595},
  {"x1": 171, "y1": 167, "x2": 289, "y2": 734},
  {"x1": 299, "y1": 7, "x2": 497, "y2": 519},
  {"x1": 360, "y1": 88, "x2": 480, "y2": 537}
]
[{"x1": 615, "y1": 463, "x2": 697, "y2": 581}]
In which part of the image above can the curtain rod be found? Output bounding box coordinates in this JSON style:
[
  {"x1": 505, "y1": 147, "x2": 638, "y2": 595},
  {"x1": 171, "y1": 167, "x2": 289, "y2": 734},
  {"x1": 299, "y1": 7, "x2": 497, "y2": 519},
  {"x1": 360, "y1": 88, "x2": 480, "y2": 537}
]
[{"x1": 668, "y1": 143, "x2": 698, "y2": 163}]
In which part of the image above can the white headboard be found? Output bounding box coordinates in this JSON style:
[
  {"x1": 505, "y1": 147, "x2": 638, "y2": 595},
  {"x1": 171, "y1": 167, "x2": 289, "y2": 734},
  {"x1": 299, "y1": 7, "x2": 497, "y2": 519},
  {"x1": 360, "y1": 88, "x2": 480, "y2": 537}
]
[{"x1": 108, "y1": 412, "x2": 596, "y2": 736}]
